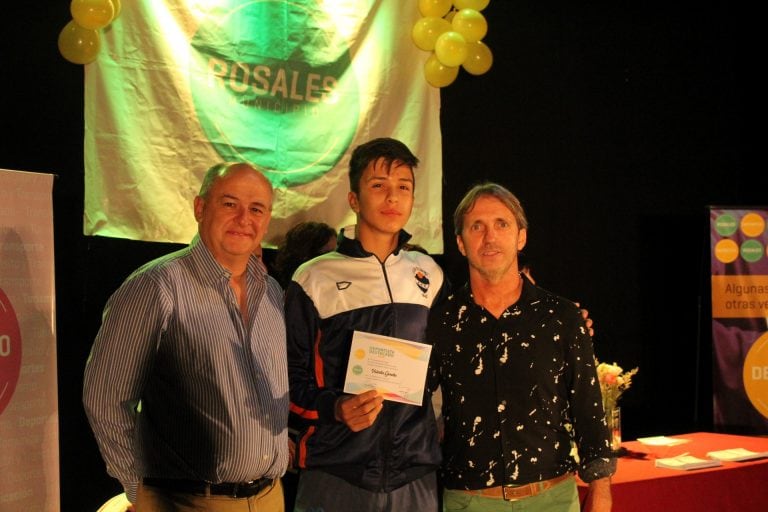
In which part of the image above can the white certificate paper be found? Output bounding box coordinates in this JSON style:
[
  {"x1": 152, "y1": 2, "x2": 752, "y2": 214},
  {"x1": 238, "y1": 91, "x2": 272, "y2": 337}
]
[{"x1": 343, "y1": 331, "x2": 432, "y2": 406}]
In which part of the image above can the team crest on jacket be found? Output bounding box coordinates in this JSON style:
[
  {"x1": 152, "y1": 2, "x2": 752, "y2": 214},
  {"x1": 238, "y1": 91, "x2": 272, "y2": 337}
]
[{"x1": 414, "y1": 267, "x2": 430, "y2": 294}]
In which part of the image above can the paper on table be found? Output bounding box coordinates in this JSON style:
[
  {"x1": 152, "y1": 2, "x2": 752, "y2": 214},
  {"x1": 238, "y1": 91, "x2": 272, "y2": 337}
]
[
  {"x1": 706, "y1": 448, "x2": 768, "y2": 462},
  {"x1": 343, "y1": 330, "x2": 432, "y2": 406},
  {"x1": 636, "y1": 436, "x2": 691, "y2": 447},
  {"x1": 654, "y1": 454, "x2": 722, "y2": 471}
]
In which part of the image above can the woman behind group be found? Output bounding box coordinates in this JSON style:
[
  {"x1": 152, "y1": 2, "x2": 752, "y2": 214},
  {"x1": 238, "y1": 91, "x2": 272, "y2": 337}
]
[
  {"x1": 273, "y1": 221, "x2": 337, "y2": 288},
  {"x1": 272, "y1": 220, "x2": 337, "y2": 511}
]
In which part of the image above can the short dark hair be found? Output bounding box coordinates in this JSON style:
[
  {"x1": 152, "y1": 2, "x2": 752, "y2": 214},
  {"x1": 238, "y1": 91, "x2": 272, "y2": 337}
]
[
  {"x1": 273, "y1": 221, "x2": 337, "y2": 288},
  {"x1": 348, "y1": 138, "x2": 419, "y2": 194},
  {"x1": 453, "y1": 182, "x2": 528, "y2": 235}
]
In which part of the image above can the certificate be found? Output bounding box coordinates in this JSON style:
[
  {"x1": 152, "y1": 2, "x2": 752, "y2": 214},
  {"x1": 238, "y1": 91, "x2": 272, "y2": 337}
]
[{"x1": 343, "y1": 331, "x2": 432, "y2": 406}]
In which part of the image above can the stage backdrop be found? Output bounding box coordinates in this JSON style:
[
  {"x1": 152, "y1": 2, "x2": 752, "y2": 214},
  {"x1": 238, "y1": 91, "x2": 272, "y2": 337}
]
[
  {"x1": 710, "y1": 206, "x2": 768, "y2": 433},
  {"x1": 83, "y1": 0, "x2": 444, "y2": 252},
  {"x1": 0, "y1": 169, "x2": 59, "y2": 511}
]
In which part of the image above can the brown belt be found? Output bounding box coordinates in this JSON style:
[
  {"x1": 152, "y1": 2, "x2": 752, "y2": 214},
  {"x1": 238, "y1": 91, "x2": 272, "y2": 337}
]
[{"x1": 457, "y1": 473, "x2": 574, "y2": 501}]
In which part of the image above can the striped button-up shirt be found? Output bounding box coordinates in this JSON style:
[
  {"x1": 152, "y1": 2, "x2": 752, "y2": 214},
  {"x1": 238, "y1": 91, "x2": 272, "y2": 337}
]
[{"x1": 83, "y1": 236, "x2": 289, "y2": 502}]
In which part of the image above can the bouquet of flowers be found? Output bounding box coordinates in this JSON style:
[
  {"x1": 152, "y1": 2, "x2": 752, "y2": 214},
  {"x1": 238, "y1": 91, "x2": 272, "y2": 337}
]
[{"x1": 595, "y1": 359, "x2": 638, "y2": 414}]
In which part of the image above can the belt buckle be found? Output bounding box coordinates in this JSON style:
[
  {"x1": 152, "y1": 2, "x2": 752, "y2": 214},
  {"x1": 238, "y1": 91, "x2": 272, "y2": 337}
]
[
  {"x1": 501, "y1": 484, "x2": 532, "y2": 501},
  {"x1": 501, "y1": 485, "x2": 520, "y2": 501},
  {"x1": 234, "y1": 480, "x2": 257, "y2": 498}
]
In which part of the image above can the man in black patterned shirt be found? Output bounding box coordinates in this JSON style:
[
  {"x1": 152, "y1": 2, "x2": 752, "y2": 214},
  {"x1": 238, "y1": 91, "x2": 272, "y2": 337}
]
[{"x1": 428, "y1": 183, "x2": 615, "y2": 512}]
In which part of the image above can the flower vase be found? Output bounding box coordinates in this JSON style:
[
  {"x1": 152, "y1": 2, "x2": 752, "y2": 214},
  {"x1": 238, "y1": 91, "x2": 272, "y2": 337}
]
[{"x1": 607, "y1": 406, "x2": 622, "y2": 453}]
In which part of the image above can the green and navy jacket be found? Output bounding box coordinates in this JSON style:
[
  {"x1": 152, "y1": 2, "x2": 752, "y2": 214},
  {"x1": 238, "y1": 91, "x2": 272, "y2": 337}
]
[{"x1": 285, "y1": 226, "x2": 445, "y2": 492}]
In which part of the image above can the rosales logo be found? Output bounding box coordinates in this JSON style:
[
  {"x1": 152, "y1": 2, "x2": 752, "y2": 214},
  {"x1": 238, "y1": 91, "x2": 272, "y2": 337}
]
[
  {"x1": 190, "y1": 0, "x2": 360, "y2": 188},
  {"x1": 0, "y1": 287, "x2": 22, "y2": 416}
]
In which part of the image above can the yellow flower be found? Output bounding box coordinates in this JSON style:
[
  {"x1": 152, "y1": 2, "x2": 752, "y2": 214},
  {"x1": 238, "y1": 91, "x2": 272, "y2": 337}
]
[{"x1": 595, "y1": 358, "x2": 638, "y2": 414}]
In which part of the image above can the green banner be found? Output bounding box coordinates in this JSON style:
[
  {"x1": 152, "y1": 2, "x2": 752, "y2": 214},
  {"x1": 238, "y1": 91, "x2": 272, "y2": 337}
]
[{"x1": 84, "y1": 0, "x2": 444, "y2": 251}]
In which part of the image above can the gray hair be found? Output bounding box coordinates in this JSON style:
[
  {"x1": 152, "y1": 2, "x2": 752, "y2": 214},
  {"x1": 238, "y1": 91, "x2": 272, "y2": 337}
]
[
  {"x1": 198, "y1": 162, "x2": 273, "y2": 199},
  {"x1": 453, "y1": 182, "x2": 528, "y2": 235}
]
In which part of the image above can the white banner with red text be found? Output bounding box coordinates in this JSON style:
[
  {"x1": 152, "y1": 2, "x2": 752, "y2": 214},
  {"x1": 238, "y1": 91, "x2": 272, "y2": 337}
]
[{"x1": 0, "y1": 169, "x2": 59, "y2": 511}]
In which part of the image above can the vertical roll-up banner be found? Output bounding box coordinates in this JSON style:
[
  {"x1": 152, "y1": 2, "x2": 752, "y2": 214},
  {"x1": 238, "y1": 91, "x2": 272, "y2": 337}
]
[
  {"x1": 710, "y1": 206, "x2": 768, "y2": 433},
  {"x1": 0, "y1": 169, "x2": 59, "y2": 511}
]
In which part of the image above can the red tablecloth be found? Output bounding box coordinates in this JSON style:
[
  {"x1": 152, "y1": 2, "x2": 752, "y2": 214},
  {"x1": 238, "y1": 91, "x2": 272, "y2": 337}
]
[{"x1": 577, "y1": 432, "x2": 768, "y2": 512}]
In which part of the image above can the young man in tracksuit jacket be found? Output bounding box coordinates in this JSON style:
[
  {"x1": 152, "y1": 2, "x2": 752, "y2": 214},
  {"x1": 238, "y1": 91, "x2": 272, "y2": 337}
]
[{"x1": 285, "y1": 138, "x2": 445, "y2": 512}]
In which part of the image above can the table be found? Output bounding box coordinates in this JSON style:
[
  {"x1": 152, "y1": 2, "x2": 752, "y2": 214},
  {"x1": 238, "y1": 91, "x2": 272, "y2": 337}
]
[{"x1": 577, "y1": 432, "x2": 768, "y2": 512}]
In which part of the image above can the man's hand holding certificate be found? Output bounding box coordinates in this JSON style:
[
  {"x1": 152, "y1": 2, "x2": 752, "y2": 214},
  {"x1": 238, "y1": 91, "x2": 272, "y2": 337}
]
[{"x1": 343, "y1": 331, "x2": 432, "y2": 406}]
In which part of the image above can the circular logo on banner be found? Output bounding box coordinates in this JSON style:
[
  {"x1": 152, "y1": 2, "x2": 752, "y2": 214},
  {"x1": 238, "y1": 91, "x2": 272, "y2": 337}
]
[
  {"x1": 0, "y1": 287, "x2": 22, "y2": 416},
  {"x1": 741, "y1": 239, "x2": 764, "y2": 263},
  {"x1": 190, "y1": 0, "x2": 360, "y2": 188},
  {"x1": 740, "y1": 213, "x2": 766, "y2": 238},
  {"x1": 714, "y1": 213, "x2": 738, "y2": 237},
  {"x1": 714, "y1": 239, "x2": 739, "y2": 264},
  {"x1": 743, "y1": 333, "x2": 768, "y2": 419}
]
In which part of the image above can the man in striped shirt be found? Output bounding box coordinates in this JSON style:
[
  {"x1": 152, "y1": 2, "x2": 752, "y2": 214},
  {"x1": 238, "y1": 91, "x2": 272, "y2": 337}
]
[{"x1": 83, "y1": 162, "x2": 289, "y2": 511}]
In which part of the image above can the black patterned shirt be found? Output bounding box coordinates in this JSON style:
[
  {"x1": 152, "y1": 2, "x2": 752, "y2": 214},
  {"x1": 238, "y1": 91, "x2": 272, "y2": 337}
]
[{"x1": 427, "y1": 278, "x2": 615, "y2": 490}]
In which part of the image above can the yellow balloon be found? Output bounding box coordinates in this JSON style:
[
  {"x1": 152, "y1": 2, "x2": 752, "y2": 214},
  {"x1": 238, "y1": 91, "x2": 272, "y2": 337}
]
[
  {"x1": 424, "y1": 53, "x2": 459, "y2": 88},
  {"x1": 71, "y1": 0, "x2": 115, "y2": 30},
  {"x1": 454, "y1": 0, "x2": 490, "y2": 11},
  {"x1": 462, "y1": 41, "x2": 493, "y2": 75},
  {"x1": 452, "y1": 9, "x2": 488, "y2": 43},
  {"x1": 418, "y1": 0, "x2": 452, "y2": 18},
  {"x1": 111, "y1": 0, "x2": 122, "y2": 20},
  {"x1": 434, "y1": 31, "x2": 468, "y2": 67},
  {"x1": 58, "y1": 20, "x2": 101, "y2": 65},
  {"x1": 412, "y1": 17, "x2": 452, "y2": 51}
]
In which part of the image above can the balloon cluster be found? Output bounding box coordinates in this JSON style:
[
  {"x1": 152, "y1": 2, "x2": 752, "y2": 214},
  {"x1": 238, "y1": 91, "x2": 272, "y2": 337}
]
[
  {"x1": 58, "y1": 0, "x2": 122, "y2": 65},
  {"x1": 412, "y1": 0, "x2": 492, "y2": 88}
]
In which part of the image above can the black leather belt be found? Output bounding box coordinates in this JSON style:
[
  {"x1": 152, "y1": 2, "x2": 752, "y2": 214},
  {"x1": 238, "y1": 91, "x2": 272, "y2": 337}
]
[{"x1": 143, "y1": 477, "x2": 274, "y2": 498}]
